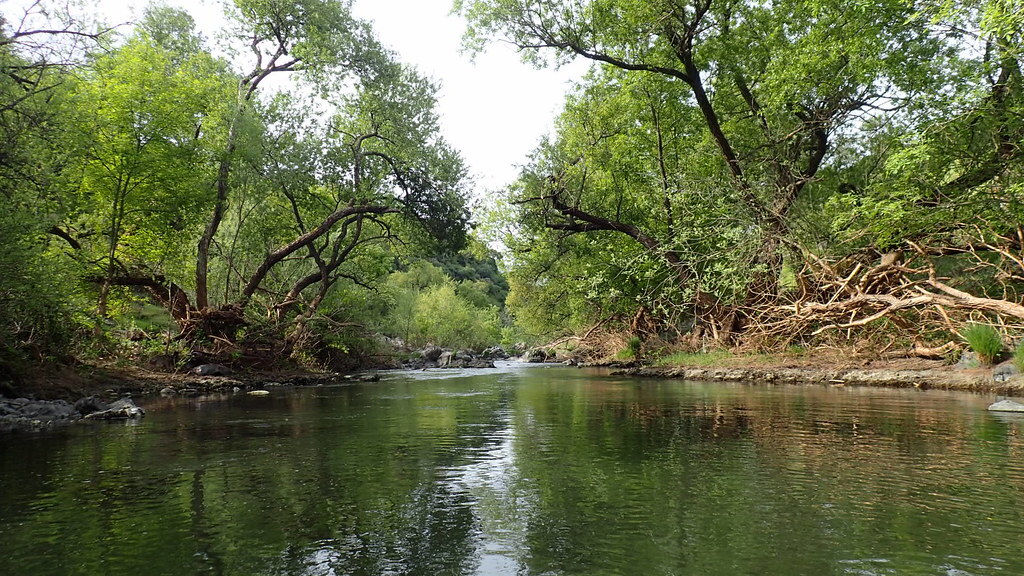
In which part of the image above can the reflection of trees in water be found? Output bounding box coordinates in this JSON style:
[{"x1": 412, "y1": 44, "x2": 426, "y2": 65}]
[
  {"x1": 0, "y1": 379, "x2": 512, "y2": 575},
  {"x1": 4, "y1": 376, "x2": 1024, "y2": 575},
  {"x1": 266, "y1": 481, "x2": 478, "y2": 575},
  {"x1": 507, "y1": 379, "x2": 1024, "y2": 575}
]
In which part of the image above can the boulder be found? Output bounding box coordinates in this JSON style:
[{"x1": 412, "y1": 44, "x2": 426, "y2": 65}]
[
  {"x1": 73, "y1": 396, "x2": 108, "y2": 416},
  {"x1": 993, "y1": 362, "x2": 1019, "y2": 382},
  {"x1": 481, "y1": 346, "x2": 508, "y2": 359},
  {"x1": 192, "y1": 363, "x2": 232, "y2": 376},
  {"x1": 422, "y1": 346, "x2": 444, "y2": 362},
  {"x1": 523, "y1": 348, "x2": 549, "y2": 363},
  {"x1": 83, "y1": 398, "x2": 144, "y2": 420},
  {"x1": 988, "y1": 399, "x2": 1024, "y2": 412}
]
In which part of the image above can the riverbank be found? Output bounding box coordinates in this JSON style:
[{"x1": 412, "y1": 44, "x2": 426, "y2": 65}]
[
  {"x1": 5, "y1": 349, "x2": 1023, "y2": 432},
  {"x1": 610, "y1": 353, "x2": 1024, "y2": 396},
  {"x1": 0, "y1": 363, "x2": 373, "y2": 432}
]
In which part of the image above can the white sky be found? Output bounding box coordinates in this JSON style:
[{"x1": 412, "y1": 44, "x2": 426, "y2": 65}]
[{"x1": 81, "y1": 0, "x2": 588, "y2": 193}]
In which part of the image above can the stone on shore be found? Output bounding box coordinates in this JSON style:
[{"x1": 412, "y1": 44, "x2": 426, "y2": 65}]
[
  {"x1": 191, "y1": 363, "x2": 232, "y2": 376},
  {"x1": 82, "y1": 398, "x2": 145, "y2": 420}
]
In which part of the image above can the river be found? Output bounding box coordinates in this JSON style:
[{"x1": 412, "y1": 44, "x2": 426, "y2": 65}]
[{"x1": 2, "y1": 363, "x2": 1023, "y2": 575}]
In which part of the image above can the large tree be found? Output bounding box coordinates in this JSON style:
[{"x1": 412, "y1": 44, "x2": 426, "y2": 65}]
[
  {"x1": 466, "y1": 0, "x2": 1023, "y2": 344},
  {"x1": 69, "y1": 28, "x2": 228, "y2": 318}
]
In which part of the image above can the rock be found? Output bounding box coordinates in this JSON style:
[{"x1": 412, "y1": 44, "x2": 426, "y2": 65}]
[
  {"x1": 993, "y1": 362, "x2": 1019, "y2": 382},
  {"x1": 191, "y1": 363, "x2": 232, "y2": 376},
  {"x1": 83, "y1": 398, "x2": 144, "y2": 420},
  {"x1": 422, "y1": 346, "x2": 444, "y2": 362},
  {"x1": 523, "y1": 348, "x2": 548, "y2": 363},
  {"x1": 22, "y1": 399, "x2": 76, "y2": 420},
  {"x1": 988, "y1": 399, "x2": 1024, "y2": 412},
  {"x1": 956, "y1": 351, "x2": 980, "y2": 369},
  {"x1": 481, "y1": 346, "x2": 509, "y2": 359},
  {"x1": 248, "y1": 390, "x2": 270, "y2": 396},
  {"x1": 73, "y1": 396, "x2": 108, "y2": 416},
  {"x1": 179, "y1": 388, "x2": 200, "y2": 397},
  {"x1": 438, "y1": 351, "x2": 454, "y2": 367},
  {"x1": 2, "y1": 395, "x2": 145, "y2": 431},
  {"x1": 145, "y1": 354, "x2": 177, "y2": 371},
  {"x1": 159, "y1": 387, "x2": 177, "y2": 396}
]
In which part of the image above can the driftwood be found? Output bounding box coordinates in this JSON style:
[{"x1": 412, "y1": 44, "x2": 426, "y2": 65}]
[
  {"x1": 881, "y1": 341, "x2": 959, "y2": 360},
  {"x1": 743, "y1": 236, "x2": 1024, "y2": 345}
]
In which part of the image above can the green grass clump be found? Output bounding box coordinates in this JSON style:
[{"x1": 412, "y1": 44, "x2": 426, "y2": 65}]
[
  {"x1": 1013, "y1": 342, "x2": 1024, "y2": 372},
  {"x1": 616, "y1": 337, "x2": 643, "y2": 361},
  {"x1": 960, "y1": 323, "x2": 1003, "y2": 366}
]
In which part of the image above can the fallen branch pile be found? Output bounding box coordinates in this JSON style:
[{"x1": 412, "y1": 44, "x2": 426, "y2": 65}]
[{"x1": 745, "y1": 233, "x2": 1024, "y2": 347}]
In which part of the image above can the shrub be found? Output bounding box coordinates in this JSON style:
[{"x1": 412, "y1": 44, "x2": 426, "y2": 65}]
[
  {"x1": 960, "y1": 323, "x2": 1003, "y2": 366},
  {"x1": 1014, "y1": 342, "x2": 1024, "y2": 373}
]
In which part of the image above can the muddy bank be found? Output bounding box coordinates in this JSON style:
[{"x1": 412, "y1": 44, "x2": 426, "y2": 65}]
[{"x1": 613, "y1": 364, "x2": 1024, "y2": 395}]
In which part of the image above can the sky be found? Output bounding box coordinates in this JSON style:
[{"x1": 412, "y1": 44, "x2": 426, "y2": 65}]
[{"x1": 86, "y1": 0, "x2": 589, "y2": 193}]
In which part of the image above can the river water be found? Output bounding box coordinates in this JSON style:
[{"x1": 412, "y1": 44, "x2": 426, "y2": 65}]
[{"x1": 2, "y1": 363, "x2": 1023, "y2": 575}]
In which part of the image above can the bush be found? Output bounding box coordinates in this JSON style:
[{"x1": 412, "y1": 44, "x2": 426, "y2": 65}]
[
  {"x1": 960, "y1": 323, "x2": 1003, "y2": 366},
  {"x1": 1014, "y1": 342, "x2": 1024, "y2": 373}
]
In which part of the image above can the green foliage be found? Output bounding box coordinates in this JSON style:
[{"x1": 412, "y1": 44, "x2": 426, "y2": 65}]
[
  {"x1": 412, "y1": 282, "x2": 501, "y2": 351},
  {"x1": 377, "y1": 260, "x2": 503, "y2": 351},
  {"x1": 0, "y1": 0, "x2": 480, "y2": 372},
  {"x1": 1014, "y1": 342, "x2": 1024, "y2": 373},
  {"x1": 616, "y1": 336, "x2": 643, "y2": 361},
  {"x1": 960, "y1": 323, "x2": 1003, "y2": 366},
  {"x1": 462, "y1": 0, "x2": 1024, "y2": 347}
]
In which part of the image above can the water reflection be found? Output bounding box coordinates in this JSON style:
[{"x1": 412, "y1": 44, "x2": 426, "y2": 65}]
[{"x1": 1, "y1": 366, "x2": 1023, "y2": 575}]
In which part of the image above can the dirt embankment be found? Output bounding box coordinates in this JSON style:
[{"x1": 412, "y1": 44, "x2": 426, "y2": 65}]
[{"x1": 612, "y1": 354, "x2": 1024, "y2": 395}]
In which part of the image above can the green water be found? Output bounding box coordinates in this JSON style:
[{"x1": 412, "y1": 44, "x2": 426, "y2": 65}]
[{"x1": 2, "y1": 364, "x2": 1023, "y2": 575}]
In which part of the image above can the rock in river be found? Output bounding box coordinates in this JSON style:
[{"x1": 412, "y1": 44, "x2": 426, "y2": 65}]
[{"x1": 987, "y1": 399, "x2": 1024, "y2": 412}]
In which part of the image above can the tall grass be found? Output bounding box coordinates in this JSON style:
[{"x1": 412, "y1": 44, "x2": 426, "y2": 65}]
[
  {"x1": 616, "y1": 336, "x2": 643, "y2": 360},
  {"x1": 960, "y1": 323, "x2": 1003, "y2": 366}
]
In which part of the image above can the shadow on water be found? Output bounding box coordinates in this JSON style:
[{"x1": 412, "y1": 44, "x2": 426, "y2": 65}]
[{"x1": 2, "y1": 364, "x2": 1023, "y2": 575}]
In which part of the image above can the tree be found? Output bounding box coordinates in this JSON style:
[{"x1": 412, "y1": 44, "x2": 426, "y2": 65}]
[
  {"x1": 194, "y1": 0, "x2": 387, "y2": 310},
  {"x1": 69, "y1": 30, "x2": 228, "y2": 317},
  {"x1": 0, "y1": 1, "x2": 112, "y2": 375},
  {"x1": 461, "y1": 0, "x2": 1009, "y2": 343}
]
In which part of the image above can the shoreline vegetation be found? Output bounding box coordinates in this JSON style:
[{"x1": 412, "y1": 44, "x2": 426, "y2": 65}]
[
  {"x1": 5, "y1": 341, "x2": 1022, "y2": 433},
  {"x1": 2, "y1": 1, "x2": 1023, "y2": 424}
]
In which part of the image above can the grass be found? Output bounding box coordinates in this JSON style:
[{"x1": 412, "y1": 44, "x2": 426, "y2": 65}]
[
  {"x1": 615, "y1": 336, "x2": 643, "y2": 361},
  {"x1": 960, "y1": 323, "x2": 1003, "y2": 366},
  {"x1": 1014, "y1": 342, "x2": 1024, "y2": 372}
]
